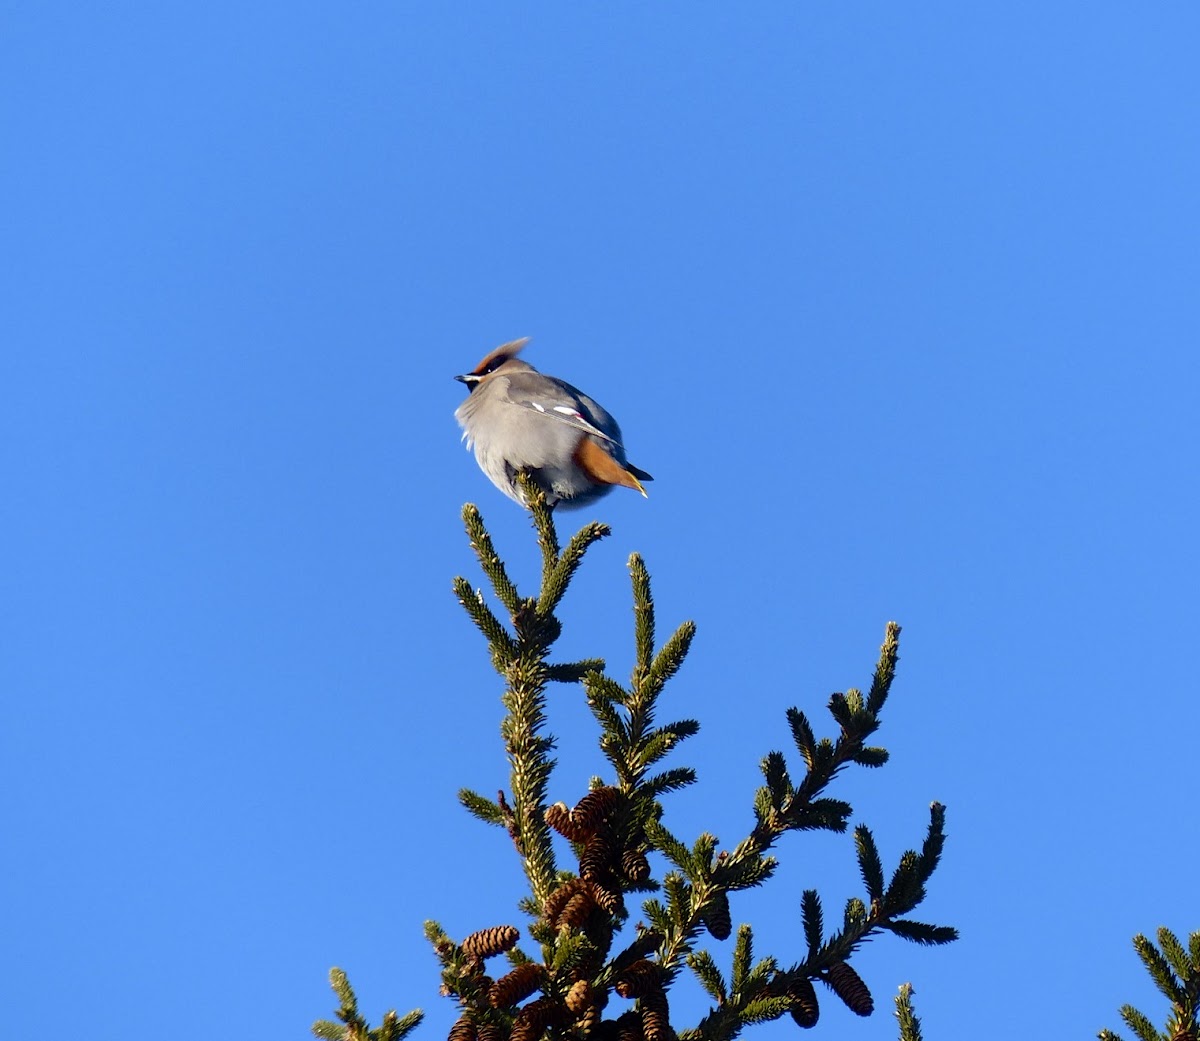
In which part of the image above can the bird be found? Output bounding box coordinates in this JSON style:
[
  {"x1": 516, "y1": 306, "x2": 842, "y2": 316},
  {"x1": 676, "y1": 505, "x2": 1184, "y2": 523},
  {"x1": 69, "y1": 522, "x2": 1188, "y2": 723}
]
[{"x1": 454, "y1": 338, "x2": 653, "y2": 509}]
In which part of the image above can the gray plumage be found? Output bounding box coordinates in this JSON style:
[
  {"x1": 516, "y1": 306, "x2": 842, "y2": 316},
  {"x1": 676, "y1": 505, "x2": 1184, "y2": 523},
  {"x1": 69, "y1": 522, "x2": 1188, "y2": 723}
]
[{"x1": 454, "y1": 339, "x2": 652, "y2": 509}]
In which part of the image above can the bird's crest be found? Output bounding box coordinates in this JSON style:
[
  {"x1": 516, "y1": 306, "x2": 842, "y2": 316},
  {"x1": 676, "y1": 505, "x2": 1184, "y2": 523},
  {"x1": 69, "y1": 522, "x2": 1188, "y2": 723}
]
[{"x1": 469, "y1": 337, "x2": 531, "y2": 377}]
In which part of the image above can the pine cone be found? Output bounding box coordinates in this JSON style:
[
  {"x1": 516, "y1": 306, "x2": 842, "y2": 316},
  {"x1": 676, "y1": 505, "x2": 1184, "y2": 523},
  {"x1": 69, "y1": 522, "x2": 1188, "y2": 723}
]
[
  {"x1": 510, "y1": 997, "x2": 568, "y2": 1041},
  {"x1": 787, "y1": 978, "x2": 819, "y2": 1028},
  {"x1": 825, "y1": 962, "x2": 873, "y2": 1016},
  {"x1": 639, "y1": 988, "x2": 674, "y2": 1041},
  {"x1": 615, "y1": 960, "x2": 662, "y2": 999},
  {"x1": 565, "y1": 980, "x2": 595, "y2": 1014},
  {"x1": 546, "y1": 802, "x2": 591, "y2": 842},
  {"x1": 580, "y1": 831, "x2": 618, "y2": 882},
  {"x1": 476, "y1": 1024, "x2": 504, "y2": 1041},
  {"x1": 584, "y1": 879, "x2": 624, "y2": 915},
  {"x1": 449, "y1": 1016, "x2": 477, "y2": 1041},
  {"x1": 559, "y1": 890, "x2": 597, "y2": 928},
  {"x1": 489, "y1": 963, "x2": 544, "y2": 1008},
  {"x1": 700, "y1": 893, "x2": 731, "y2": 941},
  {"x1": 573, "y1": 787, "x2": 620, "y2": 831},
  {"x1": 545, "y1": 879, "x2": 590, "y2": 925},
  {"x1": 574, "y1": 1005, "x2": 600, "y2": 1037},
  {"x1": 462, "y1": 925, "x2": 520, "y2": 961},
  {"x1": 620, "y1": 849, "x2": 650, "y2": 884}
]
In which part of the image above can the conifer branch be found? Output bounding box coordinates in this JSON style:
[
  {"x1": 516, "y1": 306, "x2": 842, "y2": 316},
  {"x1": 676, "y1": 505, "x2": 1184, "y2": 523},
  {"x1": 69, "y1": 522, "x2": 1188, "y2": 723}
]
[
  {"x1": 730, "y1": 924, "x2": 753, "y2": 994},
  {"x1": 855, "y1": 825, "x2": 885, "y2": 903},
  {"x1": 540, "y1": 522, "x2": 611, "y2": 618},
  {"x1": 656, "y1": 625, "x2": 955, "y2": 1041},
  {"x1": 321, "y1": 510, "x2": 956, "y2": 1041},
  {"x1": 452, "y1": 577, "x2": 516, "y2": 670},
  {"x1": 894, "y1": 983, "x2": 924, "y2": 1041},
  {"x1": 457, "y1": 788, "x2": 507, "y2": 828},
  {"x1": 453, "y1": 492, "x2": 614, "y2": 911},
  {"x1": 631, "y1": 554, "x2": 655, "y2": 682},
  {"x1": 523, "y1": 474, "x2": 559, "y2": 580},
  {"x1": 312, "y1": 968, "x2": 423, "y2": 1041},
  {"x1": 462, "y1": 505, "x2": 523, "y2": 617},
  {"x1": 1100, "y1": 927, "x2": 1200, "y2": 1041},
  {"x1": 545, "y1": 659, "x2": 606, "y2": 684},
  {"x1": 867, "y1": 620, "x2": 901, "y2": 716}
]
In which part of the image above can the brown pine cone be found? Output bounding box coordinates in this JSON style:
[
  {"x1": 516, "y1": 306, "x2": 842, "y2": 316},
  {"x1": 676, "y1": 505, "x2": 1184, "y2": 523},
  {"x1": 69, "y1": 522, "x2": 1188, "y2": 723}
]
[
  {"x1": 544, "y1": 879, "x2": 590, "y2": 924},
  {"x1": 448, "y1": 1016, "x2": 477, "y2": 1041},
  {"x1": 488, "y1": 963, "x2": 544, "y2": 1008},
  {"x1": 787, "y1": 977, "x2": 819, "y2": 1028},
  {"x1": 825, "y1": 962, "x2": 873, "y2": 1016},
  {"x1": 565, "y1": 979, "x2": 595, "y2": 1014},
  {"x1": 620, "y1": 849, "x2": 650, "y2": 883},
  {"x1": 572, "y1": 787, "x2": 620, "y2": 831},
  {"x1": 546, "y1": 802, "x2": 592, "y2": 841},
  {"x1": 461, "y1": 925, "x2": 520, "y2": 961},
  {"x1": 700, "y1": 892, "x2": 731, "y2": 941},
  {"x1": 509, "y1": 997, "x2": 568, "y2": 1041},
  {"x1": 580, "y1": 830, "x2": 618, "y2": 882},
  {"x1": 639, "y1": 988, "x2": 675, "y2": 1041},
  {"x1": 614, "y1": 960, "x2": 662, "y2": 999},
  {"x1": 559, "y1": 890, "x2": 597, "y2": 928}
]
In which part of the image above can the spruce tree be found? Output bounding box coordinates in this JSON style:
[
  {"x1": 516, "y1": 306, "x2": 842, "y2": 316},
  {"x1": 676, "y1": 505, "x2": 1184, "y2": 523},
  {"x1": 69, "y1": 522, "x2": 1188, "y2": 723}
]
[{"x1": 314, "y1": 486, "x2": 956, "y2": 1040}]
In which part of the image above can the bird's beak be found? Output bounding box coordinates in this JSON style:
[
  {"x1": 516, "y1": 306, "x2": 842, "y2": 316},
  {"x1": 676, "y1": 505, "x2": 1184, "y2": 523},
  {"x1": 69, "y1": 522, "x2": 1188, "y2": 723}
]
[{"x1": 454, "y1": 373, "x2": 480, "y2": 386}]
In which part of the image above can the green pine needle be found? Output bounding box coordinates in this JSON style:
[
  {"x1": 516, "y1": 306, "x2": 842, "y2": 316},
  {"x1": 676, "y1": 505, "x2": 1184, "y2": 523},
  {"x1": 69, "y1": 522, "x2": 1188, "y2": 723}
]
[
  {"x1": 1156, "y1": 927, "x2": 1192, "y2": 981},
  {"x1": 826, "y1": 692, "x2": 856, "y2": 732},
  {"x1": 792, "y1": 797, "x2": 852, "y2": 832},
  {"x1": 646, "y1": 620, "x2": 697, "y2": 693},
  {"x1": 786, "y1": 708, "x2": 817, "y2": 767},
  {"x1": 644, "y1": 898, "x2": 673, "y2": 936},
  {"x1": 461, "y1": 504, "x2": 522, "y2": 615},
  {"x1": 1118, "y1": 1003, "x2": 1160, "y2": 1041},
  {"x1": 853, "y1": 746, "x2": 890, "y2": 767},
  {"x1": 885, "y1": 851, "x2": 923, "y2": 914},
  {"x1": 540, "y1": 521, "x2": 611, "y2": 616},
  {"x1": 919, "y1": 803, "x2": 947, "y2": 883},
  {"x1": 886, "y1": 920, "x2": 959, "y2": 946},
  {"x1": 740, "y1": 995, "x2": 792, "y2": 1023},
  {"x1": 457, "y1": 788, "x2": 506, "y2": 827},
  {"x1": 843, "y1": 896, "x2": 868, "y2": 931},
  {"x1": 314, "y1": 968, "x2": 423, "y2": 1041},
  {"x1": 761, "y1": 751, "x2": 792, "y2": 803},
  {"x1": 731, "y1": 924, "x2": 754, "y2": 992},
  {"x1": 854, "y1": 825, "x2": 885, "y2": 902},
  {"x1": 643, "y1": 766, "x2": 699, "y2": 798},
  {"x1": 545, "y1": 658, "x2": 606, "y2": 683},
  {"x1": 894, "y1": 983, "x2": 923, "y2": 1041},
  {"x1": 688, "y1": 949, "x2": 728, "y2": 1003},
  {"x1": 867, "y1": 621, "x2": 901, "y2": 716},
  {"x1": 801, "y1": 890, "x2": 824, "y2": 957},
  {"x1": 1133, "y1": 933, "x2": 1186, "y2": 1006},
  {"x1": 646, "y1": 818, "x2": 695, "y2": 873},
  {"x1": 630, "y1": 553, "x2": 656, "y2": 675},
  {"x1": 452, "y1": 576, "x2": 515, "y2": 666},
  {"x1": 658, "y1": 718, "x2": 702, "y2": 742}
]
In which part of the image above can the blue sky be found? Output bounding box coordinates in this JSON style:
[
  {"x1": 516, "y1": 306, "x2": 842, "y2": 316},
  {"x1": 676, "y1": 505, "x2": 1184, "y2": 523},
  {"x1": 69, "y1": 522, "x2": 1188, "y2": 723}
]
[{"x1": 3, "y1": 4, "x2": 1198, "y2": 1038}]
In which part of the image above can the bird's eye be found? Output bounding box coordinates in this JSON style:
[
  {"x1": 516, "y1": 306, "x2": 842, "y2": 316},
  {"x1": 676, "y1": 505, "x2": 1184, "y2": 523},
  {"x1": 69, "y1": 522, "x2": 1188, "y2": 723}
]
[{"x1": 480, "y1": 354, "x2": 508, "y2": 375}]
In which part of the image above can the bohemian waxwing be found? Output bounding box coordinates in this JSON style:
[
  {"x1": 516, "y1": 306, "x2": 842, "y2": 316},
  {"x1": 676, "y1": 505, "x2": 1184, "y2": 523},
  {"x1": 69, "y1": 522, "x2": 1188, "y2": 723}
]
[{"x1": 454, "y1": 338, "x2": 653, "y2": 509}]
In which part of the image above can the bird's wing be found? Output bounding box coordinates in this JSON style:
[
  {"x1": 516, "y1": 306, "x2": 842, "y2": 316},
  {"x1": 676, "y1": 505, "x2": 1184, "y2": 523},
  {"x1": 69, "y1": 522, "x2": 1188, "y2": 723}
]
[{"x1": 500, "y1": 373, "x2": 624, "y2": 447}]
